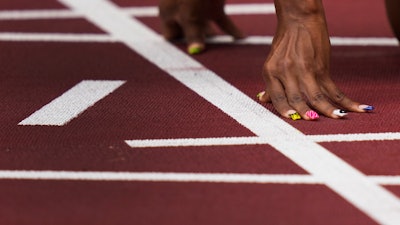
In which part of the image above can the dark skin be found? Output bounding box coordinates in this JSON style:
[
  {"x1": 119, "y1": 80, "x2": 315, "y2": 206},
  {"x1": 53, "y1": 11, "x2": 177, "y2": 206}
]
[
  {"x1": 385, "y1": 0, "x2": 400, "y2": 41},
  {"x1": 158, "y1": 0, "x2": 244, "y2": 54},
  {"x1": 159, "y1": 0, "x2": 399, "y2": 120},
  {"x1": 259, "y1": 0, "x2": 367, "y2": 120}
]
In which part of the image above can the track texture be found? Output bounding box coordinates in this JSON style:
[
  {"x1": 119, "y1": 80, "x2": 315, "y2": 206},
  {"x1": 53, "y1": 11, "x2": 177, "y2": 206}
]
[{"x1": 1, "y1": 0, "x2": 400, "y2": 224}]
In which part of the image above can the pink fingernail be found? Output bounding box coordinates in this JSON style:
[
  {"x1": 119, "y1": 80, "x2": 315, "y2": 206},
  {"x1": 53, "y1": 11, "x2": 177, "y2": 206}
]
[{"x1": 306, "y1": 110, "x2": 319, "y2": 120}]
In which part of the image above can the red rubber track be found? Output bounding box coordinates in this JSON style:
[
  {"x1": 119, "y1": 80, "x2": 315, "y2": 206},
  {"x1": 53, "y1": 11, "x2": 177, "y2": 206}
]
[{"x1": 0, "y1": 0, "x2": 399, "y2": 224}]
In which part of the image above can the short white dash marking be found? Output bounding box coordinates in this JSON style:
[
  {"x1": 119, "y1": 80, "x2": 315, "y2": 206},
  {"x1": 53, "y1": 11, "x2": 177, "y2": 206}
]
[{"x1": 19, "y1": 80, "x2": 125, "y2": 126}]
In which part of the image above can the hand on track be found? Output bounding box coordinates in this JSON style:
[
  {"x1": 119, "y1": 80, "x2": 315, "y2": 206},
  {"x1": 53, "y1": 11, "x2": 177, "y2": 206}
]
[
  {"x1": 258, "y1": 0, "x2": 374, "y2": 120},
  {"x1": 158, "y1": 0, "x2": 244, "y2": 54}
]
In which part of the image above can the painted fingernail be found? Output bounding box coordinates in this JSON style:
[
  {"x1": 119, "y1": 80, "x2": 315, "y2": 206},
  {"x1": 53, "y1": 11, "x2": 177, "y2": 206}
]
[
  {"x1": 289, "y1": 112, "x2": 302, "y2": 121},
  {"x1": 359, "y1": 105, "x2": 374, "y2": 111},
  {"x1": 257, "y1": 91, "x2": 265, "y2": 100},
  {"x1": 188, "y1": 46, "x2": 202, "y2": 55},
  {"x1": 306, "y1": 110, "x2": 319, "y2": 120},
  {"x1": 333, "y1": 109, "x2": 348, "y2": 117}
]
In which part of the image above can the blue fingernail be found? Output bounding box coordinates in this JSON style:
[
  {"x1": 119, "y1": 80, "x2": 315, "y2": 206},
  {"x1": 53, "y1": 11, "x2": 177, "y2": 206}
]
[
  {"x1": 363, "y1": 106, "x2": 374, "y2": 111},
  {"x1": 359, "y1": 105, "x2": 375, "y2": 111}
]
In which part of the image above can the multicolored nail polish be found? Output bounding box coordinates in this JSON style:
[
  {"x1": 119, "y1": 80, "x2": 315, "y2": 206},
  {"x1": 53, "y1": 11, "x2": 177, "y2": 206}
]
[
  {"x1": 333, "y1": 109, "x2": 348, "y2": 117},
  {"x1": 257, "y1": 91, "x2": 265, "y2": 99},
  {"x1": 289, "y1": 112, "x2": 302, "y2": 121},
  {"x1": 359, "y1": 105, "x2": 375, "y2": 111},
  {"x1": 188, "y1": 46, "x2": 202, "y2": 55},
  {"x1": 306, "y1": 110, "x2": 319, "y2": 120}
]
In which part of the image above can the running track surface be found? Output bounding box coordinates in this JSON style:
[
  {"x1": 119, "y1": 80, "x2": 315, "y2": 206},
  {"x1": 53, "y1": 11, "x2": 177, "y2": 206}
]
[{"x1": 1, "y1": 0, "x2": 400, "y2": 224}]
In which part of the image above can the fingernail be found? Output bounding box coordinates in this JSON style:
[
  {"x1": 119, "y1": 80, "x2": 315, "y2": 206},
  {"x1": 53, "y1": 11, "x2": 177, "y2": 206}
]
[
  {"x1": 333, "y1": 109, "x2": 348, "y2": 117},
  {"x1": 306, "y1": 110, "x2": 319, "y2": 120},
  {"x1": 359, "y1": 105, "x2": 374, "y2": 111},
  {"x1": 289, "y1": 111, "x2": 302, "y2": 121},
  {"x1": 257, "y1": 91, "x2": 265, "y2": 100},
  {"x1": 188, "y1": 46, "x2": 202, "y2": 55}
]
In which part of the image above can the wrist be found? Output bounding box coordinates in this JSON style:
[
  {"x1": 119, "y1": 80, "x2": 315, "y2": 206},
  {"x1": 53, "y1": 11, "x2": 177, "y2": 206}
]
[{"x1": 274, "y1": 0, "x2": 326, "y2": 22}]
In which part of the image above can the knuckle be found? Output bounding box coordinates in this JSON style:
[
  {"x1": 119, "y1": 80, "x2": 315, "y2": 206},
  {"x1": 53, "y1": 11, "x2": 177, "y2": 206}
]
[
  {"x1": 315, "y1": 64, "x2": 328, "y2": 75},
  {"x1": 264, "y1": 57, "x2": 293, "y2": 75},
  {"x1": 295, "y1": 57, "x2": 328, "y2": 75},
  {"x1": 309, "y1": 92, "x2": 326, "y2": 106},
  {"x1": 332, "y1": 89, "x2": 346, "y2": 103},
  {"x1": 288, "y1": 94, "x2": 304, "y2": 106},
  {"x1": 271, "y1": 93, "x2": 287, "y2": 104},
  {"x1": 281, "y1": 58, "x2": 295, "y2": 70},
  {"x1": 264, "y1": 61, "x2": 280, "y2": 77}
]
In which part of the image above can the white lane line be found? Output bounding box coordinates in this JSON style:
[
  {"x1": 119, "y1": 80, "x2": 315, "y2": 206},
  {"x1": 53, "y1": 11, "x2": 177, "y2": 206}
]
[
  {"x1": 19, "y1": 80, "x2": 125, "y2": 126},
  {"x1": 1, "y1": 170, "x2": 400, "y2": 186},
  {"x1": 126, "y1": 137, "x2": 266, "y2": 148},
  {"x1": 0, "y1": 170, "x2": 320, "y2": 184},
  {"x1": 123, "y1": 3, "x2": 276, "y2": 17},
  {"x1": 0, "y1": 3, "x2": 275, "y2": 20},
  {"x1": 225, "y1": 3, "x2": 275, "y2": 15},
  {"x1": 310, "y1": 132, "x2": 400, "y2": 143},
  {"x1": 0, "y1": 9, "x2": 80, "y2": 20},
  {"x1": 125, "y1": 132, "x2": 400, "y2": 148},
  {"x1": 0, "y1": 32, "x2": 117, "y2": 42},
  {"x1": 1, "y1": 32, "x2": 397, "y2": 47},
  {"x1": 208, "y1": 35, "x2": 400, "y2": 46},
  {"x1": 330, "y1": 36, "x2": 399, "y2": 46},
  {"x1": 370, "y1": 176, "x2": 400, "y2": 186},
  {"x1": 58, "y1": 0, "x2": 400, "y2": 224}
]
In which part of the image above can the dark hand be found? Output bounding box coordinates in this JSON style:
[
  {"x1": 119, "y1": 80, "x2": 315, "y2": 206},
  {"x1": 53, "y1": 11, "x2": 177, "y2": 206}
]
[
  {"x1": 259, "y1": 0, "x2": 373, "y2": 120},
  {"x1": 159, "y1": 0, "x2": 244, "y2": 54}
]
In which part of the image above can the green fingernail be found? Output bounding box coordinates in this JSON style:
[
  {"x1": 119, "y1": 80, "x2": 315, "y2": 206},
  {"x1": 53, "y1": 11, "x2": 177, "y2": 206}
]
[
  {"x1": 188, "y1": 46, "x2": 202, "y2": 55},
  {"x1": 289, "y1": 112, "x2": 301, "y2": 121}
]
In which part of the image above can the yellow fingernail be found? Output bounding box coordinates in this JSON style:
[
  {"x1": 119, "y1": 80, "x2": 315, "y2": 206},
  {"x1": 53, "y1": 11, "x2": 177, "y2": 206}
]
[
  {"x1": 188, "y1": 46, "x2": 202, "y2": 55},
  {"x1": 289, "y1": 112, "x2": 302, "y2": 121}
]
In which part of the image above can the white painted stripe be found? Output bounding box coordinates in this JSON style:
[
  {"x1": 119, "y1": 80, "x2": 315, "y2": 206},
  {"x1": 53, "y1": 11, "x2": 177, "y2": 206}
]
[
  {"x1": 1, "y1": 170, "x2": 399, "y2": 186},
  {"x1": 0, "y1": 3, "x2": 275, "y2": 20},
  {"x1": 330, "y1": 37, "x2": 399, "y2": 46},
  {"x1": 19, "y1": 80, "x2": 125, "y2": 126},
  {"x1": 125, "y1": 132, "x2": 400, "y2": 148},
  {"x1": 0, "y1": 9, "x2": 80, "y2": 20},
  {"x1": 0, "y1": 170, "x2": 320, "y2": 184},
  {"x1": 58, "y1": 0, "x2": 400, "y2": 224},
  {"x1": 0, "y1": 32, "x2": 117, "y2": 42},
  {"x1": 225, "y1": 3, "x2": 275, "y2": 15},
  {"x1": 123, "y1": 3, "x2": 276, "y2": 17},
  {"x1": 207, "y1": 35, "x2": 400, "y2": 46},
  {"x1": 370, "y1": 176, "x2": 400, "y2": 186},
  {"x1": 1, "y1": 32, "x2": 397, "y2": 47},
  {"x1": 122, "y1": 6, "x2": 159, "y2": 17},
  {"x1": 310, "y1": 132, "x2": 400, "y2": 143},
  {"x1": 125, "y1": 137, "x2": 265, "y2": 148}
]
